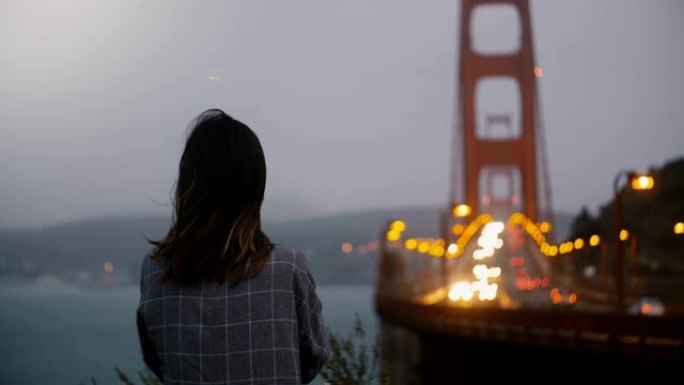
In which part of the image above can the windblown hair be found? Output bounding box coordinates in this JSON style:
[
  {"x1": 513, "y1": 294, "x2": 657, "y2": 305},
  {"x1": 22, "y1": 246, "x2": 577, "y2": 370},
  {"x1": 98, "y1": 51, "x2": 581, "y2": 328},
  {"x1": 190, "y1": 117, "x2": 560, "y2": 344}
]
[{"x1": 150, "y1": 109, "x2": 273, "y2": 286}]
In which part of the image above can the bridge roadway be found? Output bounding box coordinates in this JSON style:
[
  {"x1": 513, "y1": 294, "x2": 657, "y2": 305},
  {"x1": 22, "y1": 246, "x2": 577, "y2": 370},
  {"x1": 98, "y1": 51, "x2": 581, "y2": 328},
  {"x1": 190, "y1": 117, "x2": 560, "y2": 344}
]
[{"x1": 376, "y1": 294, "x2": 684, "y2": 382}]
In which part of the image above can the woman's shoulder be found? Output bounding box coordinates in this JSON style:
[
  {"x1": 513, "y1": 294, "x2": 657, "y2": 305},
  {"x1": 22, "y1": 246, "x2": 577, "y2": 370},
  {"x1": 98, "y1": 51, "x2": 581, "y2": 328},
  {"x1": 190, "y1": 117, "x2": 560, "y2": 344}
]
[
  {"x1": 270, "y1": 245, "x2": 310, "y2": 269},
  {"x1": 140, "y1": 252, "x2": 165, "y2": 283},
  {"x1": 269, "y1": 246, "x2": 317, "y2": 290}
]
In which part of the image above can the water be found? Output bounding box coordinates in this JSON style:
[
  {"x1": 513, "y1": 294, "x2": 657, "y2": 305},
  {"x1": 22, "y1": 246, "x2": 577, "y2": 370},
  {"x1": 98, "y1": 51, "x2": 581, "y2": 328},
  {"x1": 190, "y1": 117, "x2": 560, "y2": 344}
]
[{"x1": 0, "y1": 277, "x2": 376, "y2": 385}]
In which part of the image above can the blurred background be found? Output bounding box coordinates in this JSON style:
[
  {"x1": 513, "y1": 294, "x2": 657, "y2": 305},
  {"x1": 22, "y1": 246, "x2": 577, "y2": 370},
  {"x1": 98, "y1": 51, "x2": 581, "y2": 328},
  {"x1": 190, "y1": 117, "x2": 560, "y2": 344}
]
[{"x1": 1, "y1": 0, "x2": 683, "y2": 384}]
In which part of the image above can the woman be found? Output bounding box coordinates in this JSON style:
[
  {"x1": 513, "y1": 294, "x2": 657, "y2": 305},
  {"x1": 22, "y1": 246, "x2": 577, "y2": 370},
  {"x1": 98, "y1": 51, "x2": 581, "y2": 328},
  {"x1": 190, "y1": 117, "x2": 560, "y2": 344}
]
[{"x1": 137, "y1": 109, "x2": 330, "y2": 384}]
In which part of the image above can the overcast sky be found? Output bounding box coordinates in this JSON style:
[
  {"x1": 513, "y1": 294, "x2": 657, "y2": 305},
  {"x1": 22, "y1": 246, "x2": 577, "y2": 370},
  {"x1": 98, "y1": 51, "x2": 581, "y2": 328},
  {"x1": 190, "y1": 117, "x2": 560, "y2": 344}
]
[{"x1": 1, "y1": 0, "x2": 683, "y2": 228}]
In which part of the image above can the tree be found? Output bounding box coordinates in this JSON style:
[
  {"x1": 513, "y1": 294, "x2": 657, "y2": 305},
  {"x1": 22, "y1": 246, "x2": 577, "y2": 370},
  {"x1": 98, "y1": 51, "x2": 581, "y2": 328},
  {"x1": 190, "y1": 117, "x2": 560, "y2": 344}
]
[{"x1": 568, "y1": 206, "x2": 599, "y2": 241}]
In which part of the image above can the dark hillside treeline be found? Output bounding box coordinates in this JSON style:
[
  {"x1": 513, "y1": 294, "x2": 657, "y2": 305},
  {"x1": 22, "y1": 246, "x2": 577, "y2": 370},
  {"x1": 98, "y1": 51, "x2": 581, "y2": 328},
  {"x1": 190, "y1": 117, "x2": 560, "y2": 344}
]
[
  {"x1": 0, "y1": 207, "x2": 441, "y2": 285},
  {"x1": 568, "y1": 157, "x2": 684, "y2": 274},
  {"x1": 0, "y1": 205, "x2": 574, "y2": 286}
]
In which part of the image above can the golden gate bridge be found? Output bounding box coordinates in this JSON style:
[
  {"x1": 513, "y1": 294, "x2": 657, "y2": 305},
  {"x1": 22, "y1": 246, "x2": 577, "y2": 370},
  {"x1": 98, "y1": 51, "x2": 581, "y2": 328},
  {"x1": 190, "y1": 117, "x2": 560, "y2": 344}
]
[{"x1": 374, "y1": 0, "x2": 683, "y2": 381}]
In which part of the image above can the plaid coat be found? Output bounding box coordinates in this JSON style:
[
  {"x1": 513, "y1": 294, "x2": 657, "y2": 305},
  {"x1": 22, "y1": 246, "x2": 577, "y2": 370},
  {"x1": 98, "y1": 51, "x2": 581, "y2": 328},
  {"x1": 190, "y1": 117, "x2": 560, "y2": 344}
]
[{"x1": 137, "y1": 246, "x2": 330, "y2": 384}]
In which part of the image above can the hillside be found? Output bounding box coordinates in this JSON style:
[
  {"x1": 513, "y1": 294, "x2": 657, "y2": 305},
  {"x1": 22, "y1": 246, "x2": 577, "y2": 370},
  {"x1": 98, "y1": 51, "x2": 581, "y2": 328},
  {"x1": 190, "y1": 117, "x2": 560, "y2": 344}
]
[
  {"x1": 0, "y1": 207, "x2": 574, "y2": 286},
  {"x1": 566, "y1": 157, "x2": 684, "y2": 273}
]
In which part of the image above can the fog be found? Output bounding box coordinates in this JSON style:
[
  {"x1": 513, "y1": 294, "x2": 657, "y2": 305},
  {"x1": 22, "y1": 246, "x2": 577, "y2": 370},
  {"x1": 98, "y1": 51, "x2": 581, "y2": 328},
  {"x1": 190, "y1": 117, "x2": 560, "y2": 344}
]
[{"x1": 1, "y1": 0, "x2": 683, "y2": 227}]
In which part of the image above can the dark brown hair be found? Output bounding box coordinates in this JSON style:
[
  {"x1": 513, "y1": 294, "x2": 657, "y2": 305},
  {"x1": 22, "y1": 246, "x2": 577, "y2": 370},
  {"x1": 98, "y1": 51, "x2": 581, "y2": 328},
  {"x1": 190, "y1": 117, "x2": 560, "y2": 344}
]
[{"x1": 150, "y1": 109, "x2": 273, "y2": 285}]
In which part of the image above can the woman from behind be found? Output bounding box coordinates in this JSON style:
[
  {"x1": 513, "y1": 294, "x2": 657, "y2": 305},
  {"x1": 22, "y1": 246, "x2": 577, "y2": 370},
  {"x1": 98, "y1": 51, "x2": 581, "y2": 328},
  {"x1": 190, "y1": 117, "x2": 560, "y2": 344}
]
[{"x1": 137, "y1": 109, "x2": 329, "y2": 384}]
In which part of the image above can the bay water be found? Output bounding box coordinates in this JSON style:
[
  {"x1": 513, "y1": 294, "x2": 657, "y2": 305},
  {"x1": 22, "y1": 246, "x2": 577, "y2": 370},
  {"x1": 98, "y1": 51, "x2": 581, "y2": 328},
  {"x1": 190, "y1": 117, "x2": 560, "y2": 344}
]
[{"x1": 0, "y1": 277, "x2": 376, "y2": 385}]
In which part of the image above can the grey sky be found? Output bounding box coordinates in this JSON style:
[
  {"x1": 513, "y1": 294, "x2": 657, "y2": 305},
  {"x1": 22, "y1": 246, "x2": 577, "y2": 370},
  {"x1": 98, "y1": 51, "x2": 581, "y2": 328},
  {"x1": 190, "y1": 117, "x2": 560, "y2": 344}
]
[{"x1": 1, "y1": 0, "x2": 683, "y2": 227}]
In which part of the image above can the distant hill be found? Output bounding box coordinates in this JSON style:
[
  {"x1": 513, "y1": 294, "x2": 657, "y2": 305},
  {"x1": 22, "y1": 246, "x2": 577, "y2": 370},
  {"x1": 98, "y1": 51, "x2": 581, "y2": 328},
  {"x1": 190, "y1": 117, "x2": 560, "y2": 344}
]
[{"x1": 0, "y1": 207, "x2": 574, "y2": 286}]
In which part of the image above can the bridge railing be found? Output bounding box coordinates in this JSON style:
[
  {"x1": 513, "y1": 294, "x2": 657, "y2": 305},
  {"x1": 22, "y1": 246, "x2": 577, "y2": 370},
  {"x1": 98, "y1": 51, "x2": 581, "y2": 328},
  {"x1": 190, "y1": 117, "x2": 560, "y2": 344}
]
[
  {"x1": 376, "y1": 295, "x2": 684, "y2": 356},
  {"x1": 376, "y1": 235, "x2": 684, "y2": 356}
]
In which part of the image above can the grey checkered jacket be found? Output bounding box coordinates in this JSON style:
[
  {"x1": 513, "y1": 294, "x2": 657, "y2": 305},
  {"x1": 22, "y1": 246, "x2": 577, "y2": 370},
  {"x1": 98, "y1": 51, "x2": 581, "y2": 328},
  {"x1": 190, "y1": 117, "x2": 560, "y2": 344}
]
[{"x1": 136, "y1": 246, "x2": 330, "y2": 384}]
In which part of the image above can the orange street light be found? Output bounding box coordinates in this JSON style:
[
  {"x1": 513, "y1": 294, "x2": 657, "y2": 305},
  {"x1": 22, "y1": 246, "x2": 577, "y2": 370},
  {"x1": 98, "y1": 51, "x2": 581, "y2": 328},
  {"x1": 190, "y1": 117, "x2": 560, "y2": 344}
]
[
  {"x1": 451, "y1": 224, "x2": 465, "y2": 235},
  {"x1": 390, "y1": 220, "x2": 406, "y2": 232},
  {"x1": 589, "y1": 234, "x2": 601, "y2": 247},
  {"x1": 539, "y1": 221, "x2": 552, "y2": 233},
  {"x1": 619, "y1": 229, "x2": 629, "y2": 241},
  {"x1": 404, "y1": 238, "x2": 418, "y2": 250},
  {"x1": 631, "y1": 175, "x2": 654, "y2": 190},
  {"x1": 613, "y1": 170, "x2": 654, "y2": 313},
  {"x1": 386, "y1": 230, "x2": 401, "y2": 242},
  {"x1": 675, "y1": 222, "x2": 684, "y2": 235},
  {"x1": 452, "y1": 204, "x2": 472, "y2": 218},
  {"x1": 341, "y1": 242, "x2": 353, "y2": 254}
]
